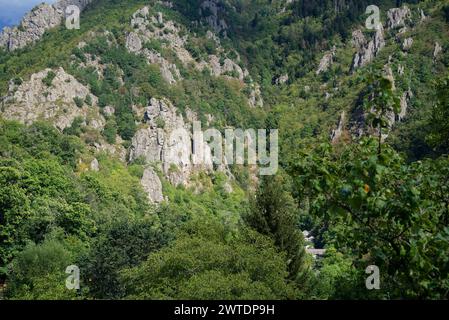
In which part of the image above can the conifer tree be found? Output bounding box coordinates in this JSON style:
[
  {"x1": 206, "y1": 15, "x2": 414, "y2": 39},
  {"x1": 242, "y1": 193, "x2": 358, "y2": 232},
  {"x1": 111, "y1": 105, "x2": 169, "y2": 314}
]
[{"x1": 245, "y1": 174, "x2": 308, "y2": 281}]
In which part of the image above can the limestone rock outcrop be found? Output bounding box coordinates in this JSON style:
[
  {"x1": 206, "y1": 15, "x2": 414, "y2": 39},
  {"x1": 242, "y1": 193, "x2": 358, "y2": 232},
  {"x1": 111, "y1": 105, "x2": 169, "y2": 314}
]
[
  {"x1": 316, "y1": 46, "x2": 336, "y2": 75},
  {"x1": 141, "y1": 168, "x2": 164, "y2": 203},
  {"x1": 248, "y1": 84, "x2": 264, "y2": 108},
  {"x1": 125, "y1": 10, "x2": 185, "y2": 84},
  {"x1": 434, "y1": 42, "x2": 443, "y2": 60},
  {"x1": 1, "y1": 67, "x2": 104, "y2": 131},
  {"x1": 129, "y1": 98, "x2": 214, "y2": 187},
  {"x1": 348, "y1": 83, "x2": 412, "y2": 140},
  {"x1": 125, "y1": 31, "x2": 143, "y2": 53},
  {"x1": 90, "y1": 158, "x2": 100, "y2": 172},
  {"x1": 351, "y1": 26, "x2": 385, "y2": 70},
  {"x1": 199, "y1": 0, "x2": 228, "y2": 35},
  {"x1": 383, "y1": 65, "x2": 396, "y2": 90},
  {"x1": 274, "y1": 74, "x2": 289, "y2": 85},
  {"x1": 351, "y1": 30, "x2": 367, "y2": 50},
  {"x1": 331, "y1": 111, "x2": 346, "y2": 143},
  {"x1": 398, "y1": 89, "x2": 413, "y2": 121},
  {"x1": 402, "y1": 37, "x2": 413, "y2": 51},
  {"x1": 387, "y1": 7, "x2": 412, "y2": 29},
  {"x1": 419, "y1": 8, "x2": 428, "y2": 23},
  {"x1": 201, "y1": 55, "x2": 247, "y2": 81},
  {"x1": 0, "y1": 0, "x2": 94, "y2": 51},
  {"x1": 144, "y1": 49, "x2": 182, "y2": 84},
  {"x1": 126, "y1": 6, "x2": 256, "y2": 106}
]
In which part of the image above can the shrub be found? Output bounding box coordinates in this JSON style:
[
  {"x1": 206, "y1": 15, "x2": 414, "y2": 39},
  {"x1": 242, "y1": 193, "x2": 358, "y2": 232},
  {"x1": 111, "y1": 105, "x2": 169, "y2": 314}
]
[
  {"x1": 443, "y1": 5, "x2": 449, "y2": 23},
  {"x1": 12, "y1": 77, "x2": 23, "y2": 86},
  {"x1": 102, "y1": 120, "x2": 117, "y2": 144},
  {"x1": 73, "y1": 97, "x2": 84, "y2": 108},
  {"x1": 155, "y1": 117, "x2": 166, "y2": 129},
  {"x1": 4, "y1": 239, "x2": 77, "y2": 300},
  {"x1": 147, "y1": 65, "x2": 163, "y2": 87},
  {"x1": 72, "y1": 47, "x2": 86, "y2": 63},
  {"x1": 83, "y1": 219, "x2": 165, "y2": 299},
  {"x1": 85, "y1": 95, "x2": 93, "y2": 106},
  {"x1": 143, "y1": 40, "x2": 162, "y2": 52},
  {"x1": 42, "y1": 71, "x2": 56, "y2": 87},
  {"x1": 63, "y1": 116, "x2": 84, "y2": 136},
  {"x1": 204, "y1": 39, "x2": 217, "y2": 55},
  {"x1": 186, "y1": 41, "x2": 203, "y2": 60}
]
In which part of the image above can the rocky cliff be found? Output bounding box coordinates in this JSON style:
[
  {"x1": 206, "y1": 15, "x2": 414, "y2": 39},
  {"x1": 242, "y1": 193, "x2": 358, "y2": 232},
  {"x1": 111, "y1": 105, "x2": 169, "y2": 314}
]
[
  {"x1": 1, "y1": 67, "x2": 104, "y2": 131},
  {"x1": 351, "y1": 26, "x2": 385, "y2": 70},
  {"x1": 0, "y1": 0, "x2": 93, "y2": 51},
  {"x1": 129, "y1": 97, "x2": 215, "y2": 188}
]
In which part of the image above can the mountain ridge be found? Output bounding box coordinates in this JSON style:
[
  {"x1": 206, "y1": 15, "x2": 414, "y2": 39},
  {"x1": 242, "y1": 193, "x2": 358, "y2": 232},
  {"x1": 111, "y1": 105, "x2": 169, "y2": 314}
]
[{"x1": 1, "y1": 0, "x2": 449, "y2": 300}]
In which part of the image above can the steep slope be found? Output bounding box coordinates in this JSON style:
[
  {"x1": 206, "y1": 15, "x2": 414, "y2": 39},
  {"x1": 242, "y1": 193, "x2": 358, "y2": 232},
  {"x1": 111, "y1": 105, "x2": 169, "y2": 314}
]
[
  {"x1": 0, "y1": 0, "x2": 94, "y2": 51},
  {"x1": 1, "y1": 0, "x2": 267, "y2": 197},
  {"x1": 1, "y1": 0, "x2": 449, "y2": 300}
]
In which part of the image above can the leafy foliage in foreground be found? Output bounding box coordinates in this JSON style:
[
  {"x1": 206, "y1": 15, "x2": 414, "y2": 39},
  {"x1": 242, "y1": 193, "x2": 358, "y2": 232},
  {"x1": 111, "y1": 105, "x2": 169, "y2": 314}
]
[
  {"x1": 290, "y1": 139, "x2": 449, "y2": 299},
  {"x1": 245, "y1": 174, "x2": 308, "y2": 282},
  {"x1": 122, "y1": 218, "x2": 299, "y2": 299},
  {"x1": 1, "y1": 118, "x2": 303, "y2": 300},
  {"x1": 1, "y1": 0, "x2": 449, "y2": 300}
]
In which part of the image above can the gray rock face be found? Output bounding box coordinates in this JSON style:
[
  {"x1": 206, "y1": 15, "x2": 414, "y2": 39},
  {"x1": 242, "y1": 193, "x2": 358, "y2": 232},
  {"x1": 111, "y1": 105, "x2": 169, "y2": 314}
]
[
  {"x1": 434, "y1": 42, "x2": 443, "y2": 60},
  {"x1": 90, "y1": 158, "x2": 100, "y2": 172},
  {"x1": 144, "y1": 49, "x2": 181, "y2": 84},
  {"x1": 127, "y1": 6, "x2": 256, "y2": 105},
  {"x1": 349, "y1": 78, "x2": 412, "y2": 141},
  {"x1": 274, "y1": 74, "x2": 289, "y2": 85},
  {"x1": 141, "y1": 168, "x2": 164, "y2": 203},
  {"x1": 316, "y1": 46, "x2": 336, "y2": 75},
  {"x1": 398, "y1": 89, "x2": 413, "y2": 121},
  {"x1": 92, "y1": 141, "x2": 127, "y2": 162},
  {"x1": 202, "y1": 54, "x2": 246, "y2": 81},
  {"x1": 387, "y1": 7, "x2": 411, "y2": 29},
  {"x1": 402, "y1": 37, "x2": 414, "y2": 51},
  {"x1": 351, "y1": 26, "x2": 385, "y2": 70},
  {"x1": 248, "y1": 84, "x2": 264, "y2": 108},
  {"x1": 383, "y1": 65, "x2": 396, "y2": 90},
  {"x1": 0, "y1": 4, "x2": 60, "y2": 51},
  {"x1": 77, "y1": 52, "x2": 106, "y2": 77},
  {"x1": 125, "y1": 31, "x2": 181, "y2": 84},
  {"x1": 125, "y1": 9, "x2": 185, "y2": 84},
  {"x1": 199, "y1": 0, "x2": 228, "y2": 35},
  {"x1": 331, "y1": 111, "x2": 346, "y2": 143},
  {"x1": 103, "y1": 106, "x2": 115, "y2": 117},
  {"x1": 195, "y1": 50, "x2": 256, "y2": 107},
  {"x1": 0, "y1": 0, "x2": 94, "y2": 51},
  {"x1": 419, "y1": 8, "x2": 428, "y2": 22},
  {"x1": 351, "y1": 30, "x2": 367, "y2": 50},
  {"x1": 125, "y1": 31, "x2": 142, "y2": 53},
  {"x1": 1, "y1": 67, "x2": 104, "y2": 131},
  {"x1": 130, "y1": 8, "x2": 187, "y2": 49},
  {"x1": 129, "y1": 98, "x2": 214, "y2": 187}
]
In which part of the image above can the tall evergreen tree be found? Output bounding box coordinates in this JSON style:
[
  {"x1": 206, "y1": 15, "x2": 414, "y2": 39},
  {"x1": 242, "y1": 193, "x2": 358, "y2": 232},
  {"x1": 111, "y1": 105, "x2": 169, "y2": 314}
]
[
  {"x1": 427, "y1": 76, "x2": 449, "y2": 155},
  {"x1": 245, "y1": 174, "x2": 308, "y2": 281}
]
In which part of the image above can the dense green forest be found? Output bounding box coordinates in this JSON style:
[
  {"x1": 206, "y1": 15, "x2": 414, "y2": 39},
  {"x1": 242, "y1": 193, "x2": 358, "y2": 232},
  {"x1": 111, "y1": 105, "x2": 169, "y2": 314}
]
[{"x1": 0, "y1": 0, "x2": 448, "y2": 300}]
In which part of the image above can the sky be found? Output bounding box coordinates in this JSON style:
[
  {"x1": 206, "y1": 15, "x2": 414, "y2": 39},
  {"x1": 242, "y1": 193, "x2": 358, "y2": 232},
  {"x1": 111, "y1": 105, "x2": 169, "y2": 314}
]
[{"x1": 0, "y1": 0, "x2": 57, "y2": 30}]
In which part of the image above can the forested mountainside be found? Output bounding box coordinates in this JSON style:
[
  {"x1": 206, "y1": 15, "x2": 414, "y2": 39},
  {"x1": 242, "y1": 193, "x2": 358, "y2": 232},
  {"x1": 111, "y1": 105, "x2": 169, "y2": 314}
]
[{"x1": 0, "y1": 0, "x2": 448, "y2": 300}]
